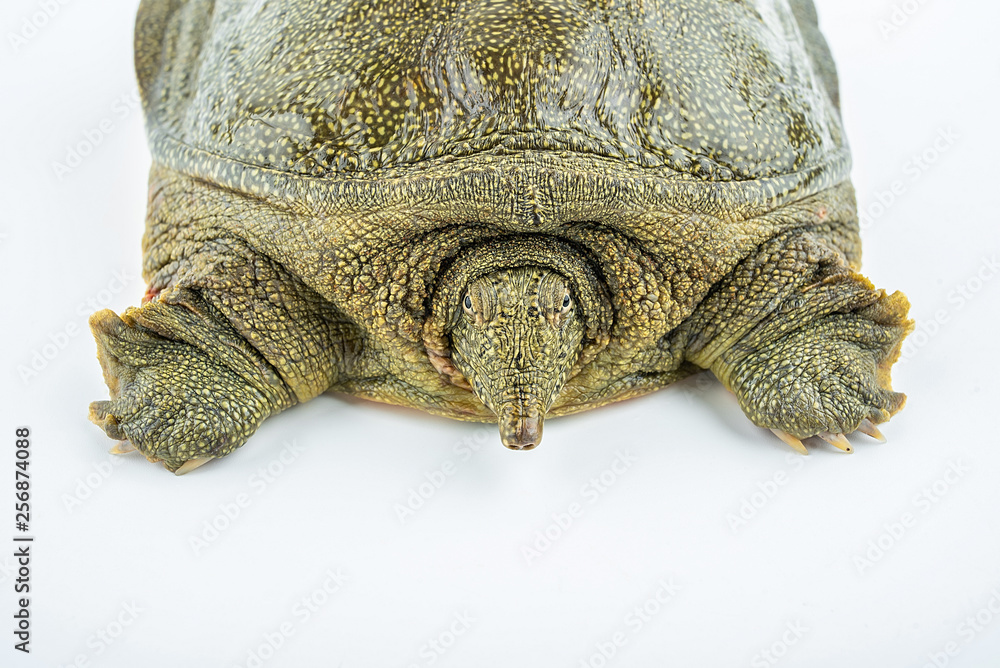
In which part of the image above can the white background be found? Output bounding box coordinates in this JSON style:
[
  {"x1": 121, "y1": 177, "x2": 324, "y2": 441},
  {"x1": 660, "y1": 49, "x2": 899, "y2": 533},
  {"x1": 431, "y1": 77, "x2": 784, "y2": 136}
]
[{"x1": 1, "y1": 1, "x2": 998, "y2": 666}]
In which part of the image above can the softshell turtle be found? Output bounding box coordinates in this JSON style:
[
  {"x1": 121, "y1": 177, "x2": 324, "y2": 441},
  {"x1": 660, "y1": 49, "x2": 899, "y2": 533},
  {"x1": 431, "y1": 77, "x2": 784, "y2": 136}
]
[{"x1": 89, "y1": 0, "x2": 912, "y2": 473}]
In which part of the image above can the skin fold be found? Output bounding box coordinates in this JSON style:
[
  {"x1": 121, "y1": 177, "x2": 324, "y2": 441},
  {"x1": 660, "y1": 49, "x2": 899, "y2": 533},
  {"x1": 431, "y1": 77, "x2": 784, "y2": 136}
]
[{"x1": 89, "y1": 0, "x2": 911, "y2": 472}]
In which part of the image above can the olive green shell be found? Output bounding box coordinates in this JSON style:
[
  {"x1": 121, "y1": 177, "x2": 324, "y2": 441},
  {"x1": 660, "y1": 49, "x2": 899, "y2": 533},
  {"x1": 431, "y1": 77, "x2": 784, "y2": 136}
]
[{"x1": 136, "y1": 0, "x2": 847, "y2": 209}]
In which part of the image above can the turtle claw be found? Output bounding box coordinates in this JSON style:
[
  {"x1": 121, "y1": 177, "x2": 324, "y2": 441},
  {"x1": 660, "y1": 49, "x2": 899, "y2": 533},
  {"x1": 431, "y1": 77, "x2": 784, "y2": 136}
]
[
  {"x1": 856, "y1": 418, "x2": 887, "y2": 443},
  {"x1": 173, "y1": 457, "x2": 214, "y2": 476},
  {"x1": 770, "y1": 428, "x2": 808, "y2": 455},
  {"x1": 819, "y1": 432, "x2": 853, "y2": 453},
  {"x1": 109, "y1": 440, "x2": 138, "y2": 455}
]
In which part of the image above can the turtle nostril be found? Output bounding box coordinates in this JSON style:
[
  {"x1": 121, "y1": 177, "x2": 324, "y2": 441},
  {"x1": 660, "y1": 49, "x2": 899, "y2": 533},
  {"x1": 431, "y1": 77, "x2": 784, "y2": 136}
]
[
  {"x1": 508, "y1": 440, "x2": 538, "y2": 451},
  {"x1": 499, "y1": 410, "x2": 543, "y2": 450}
]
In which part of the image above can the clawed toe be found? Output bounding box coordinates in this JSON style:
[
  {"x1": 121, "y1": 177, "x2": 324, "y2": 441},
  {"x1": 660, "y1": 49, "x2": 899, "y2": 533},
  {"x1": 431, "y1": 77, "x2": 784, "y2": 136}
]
[
  {"x1": 109, "y1": 440, "x2": 138, "y2": 455},
  {"x1": 856, "y1": 418, "x2": 887, "y2": 443},
  {"x1": 819, "y1": 432, "x2": 853, "y2": 453},
  {"x1": 769, "y1": 418, "x2": 891, "y2": 455},
  {"x1": 768, "y1": 429, "x2": 855, "y2": 455},
  {"x1": 770, "y1": 428, "x2": 809, "y2": 455},
  {"x1": 173, "y1": 457, "x2": 215, "y2": 476}
]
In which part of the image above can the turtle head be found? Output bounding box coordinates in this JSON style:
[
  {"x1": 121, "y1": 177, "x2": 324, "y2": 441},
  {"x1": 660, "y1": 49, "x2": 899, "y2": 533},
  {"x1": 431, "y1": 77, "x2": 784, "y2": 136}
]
[{"x1": 450, "y1": 267, "x2": 585, "y2": 450}]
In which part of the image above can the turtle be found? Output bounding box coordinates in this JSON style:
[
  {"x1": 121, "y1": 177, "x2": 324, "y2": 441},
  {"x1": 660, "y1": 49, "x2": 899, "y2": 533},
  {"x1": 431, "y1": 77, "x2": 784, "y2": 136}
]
[{"x1": 89, "y1": 0, "x2": 912, "y2": 474}]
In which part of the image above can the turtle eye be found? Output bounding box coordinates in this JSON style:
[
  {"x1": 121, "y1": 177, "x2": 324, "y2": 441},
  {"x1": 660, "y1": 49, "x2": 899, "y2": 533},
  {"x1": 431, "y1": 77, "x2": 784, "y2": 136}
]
[
  {"x1": 462, "y1": 293, "x2": 475, "y2": 316},
  {"x1": 560, "y1": 292, "x2": 572, "y2": 313}
]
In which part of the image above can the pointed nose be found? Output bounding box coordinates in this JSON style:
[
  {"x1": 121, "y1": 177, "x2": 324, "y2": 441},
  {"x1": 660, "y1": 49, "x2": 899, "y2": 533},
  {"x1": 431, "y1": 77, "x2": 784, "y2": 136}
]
[{"x1": 497, "y1": 399, "x2": 544, "y2": 450}]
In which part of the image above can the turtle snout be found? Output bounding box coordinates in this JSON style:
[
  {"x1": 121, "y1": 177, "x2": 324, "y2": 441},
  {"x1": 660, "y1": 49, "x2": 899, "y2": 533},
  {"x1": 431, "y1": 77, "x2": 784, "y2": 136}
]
[{"x1": 498, "y1": 399, "x2": 544, "y2": 450}]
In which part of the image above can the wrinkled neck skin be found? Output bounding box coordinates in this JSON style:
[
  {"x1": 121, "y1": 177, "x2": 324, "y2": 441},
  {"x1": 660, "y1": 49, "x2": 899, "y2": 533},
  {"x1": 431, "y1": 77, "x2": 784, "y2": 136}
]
[{"x1": 449, "y1": 267, "x2": 585, "y2": 450}]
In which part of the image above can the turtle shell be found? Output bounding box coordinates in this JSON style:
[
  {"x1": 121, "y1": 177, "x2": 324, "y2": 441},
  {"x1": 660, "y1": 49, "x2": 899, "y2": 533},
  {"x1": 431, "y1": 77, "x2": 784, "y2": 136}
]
[{"x1": 136, "y1": 0, "x2": 848, "y2": 209}]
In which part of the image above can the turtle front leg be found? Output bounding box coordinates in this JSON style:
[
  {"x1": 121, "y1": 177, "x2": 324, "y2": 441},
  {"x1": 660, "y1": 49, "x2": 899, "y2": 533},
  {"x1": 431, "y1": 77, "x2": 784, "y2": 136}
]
[
  {"x1": 89, "y1": 242, "x2": 358, "y2": 473},
  {"x1": 683, "y1": 232, "x2": 913, "y2": 452},
  {"x1": 714, "y1": 290, "x2": 911, "y2": 452},
  {"x1": 89, "y1": 297, "x2": 295, "y2": 473}
]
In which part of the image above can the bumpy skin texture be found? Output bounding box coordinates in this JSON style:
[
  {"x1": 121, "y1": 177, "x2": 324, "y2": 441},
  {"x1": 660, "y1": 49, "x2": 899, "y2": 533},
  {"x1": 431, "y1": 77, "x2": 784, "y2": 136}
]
[
  {"x1": 451, "y1": 268, "x2": 585, "y2": 449},
  {"x1": 89, "y1": 0, "x2": 911, "y2": 471}
]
